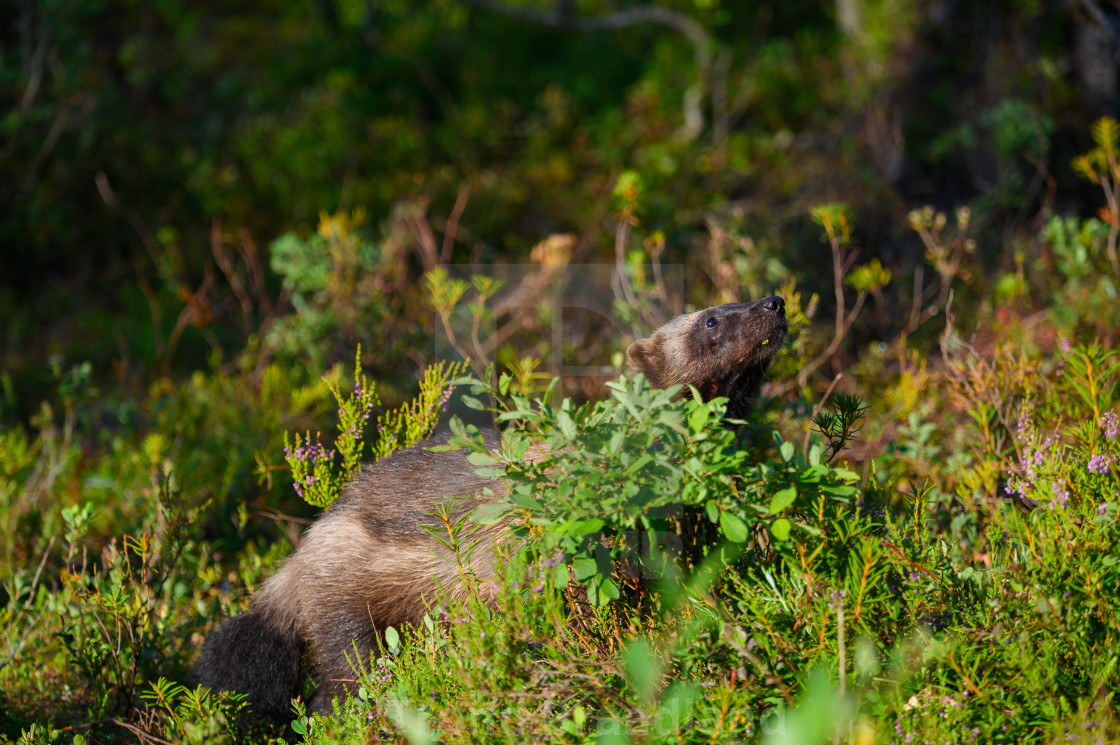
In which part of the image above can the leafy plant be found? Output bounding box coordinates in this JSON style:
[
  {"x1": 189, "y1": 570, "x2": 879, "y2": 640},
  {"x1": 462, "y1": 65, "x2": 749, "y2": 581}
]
[
  {"x1": 266, "y1": 211, "x2": 390, "y2": 375},
  {"x1": 450, "y1": 372, "x2": 861, "y2": 608},
  {"x1": 285, "y1": 348, "x2": 465, "y2": 508},
  {"x1": 1073, "y1": 116, "x2": 1120, "y2": 276}
]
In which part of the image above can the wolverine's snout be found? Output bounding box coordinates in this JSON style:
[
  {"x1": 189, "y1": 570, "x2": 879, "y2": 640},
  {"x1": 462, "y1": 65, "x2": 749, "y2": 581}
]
[{"x1": 759, "y1": 295, "x2": 784, "y2": 314}]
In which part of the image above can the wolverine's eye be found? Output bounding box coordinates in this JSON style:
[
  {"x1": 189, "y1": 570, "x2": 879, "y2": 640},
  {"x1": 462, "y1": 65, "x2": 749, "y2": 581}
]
[{"x1": 705, "y1": 317, "x2": 718, "y2": 328}]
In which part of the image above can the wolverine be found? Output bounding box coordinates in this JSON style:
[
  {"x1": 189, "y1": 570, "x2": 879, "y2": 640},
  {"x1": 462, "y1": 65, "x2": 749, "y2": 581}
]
[{"x1": 195, "y1": 296, "x2": 788, "y2": 719}]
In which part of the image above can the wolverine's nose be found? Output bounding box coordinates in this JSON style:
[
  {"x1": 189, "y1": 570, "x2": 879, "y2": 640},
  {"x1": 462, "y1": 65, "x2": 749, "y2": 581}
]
[{"x1": 761, "y1": 296, "x2": 785, "y2": 313}]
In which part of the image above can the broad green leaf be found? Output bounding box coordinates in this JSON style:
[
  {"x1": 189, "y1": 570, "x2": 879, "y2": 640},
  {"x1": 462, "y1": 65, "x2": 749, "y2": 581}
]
[
  {"x1": 658, "y1": 409, "x2": 687, "y2": 435},
  {"x1": 384, "y1": 626, "x2": 400, "y2": 650},
  {"x1": 689, "y1": 404, "x2": 710, "y2": 432},
  {"x1": 771, "y1": 518, "x2": 791, "y2": 541},
  {"x1": 808, "y1": 443, "x2": 822, "y2": 466},
  {"x1": 557, "y1": 410, "x2": 577, "y2": 440},
  {"x1": 510, "y1": 492, "x2": 541, "y2": 510},
  {"x1": 466, "y1": 451, "x2": 499, "y2": 467},
  {"x1": 719, "y1": 511, "x2": 749, "y2": 543},
  {"x1": 599, "y1": 576, "x2": 620, "y2": 602},
  {"x1": 622, "y1": 640, "x2": 659, "y2": 704},
  {"x1": 470, "y1": 501, "x2": 511, "y2": 524},
  {"x1": 768, "y1": 487, "x2": 797, "y2": 514},
  {"x1": 572, "y1": 557, "x2": 598, "y2": 580},
  {"x1": 497, "y1": 409, "x2": 536, "y2": 421},
  {"x1": 626, "y1": 453, "x2": 653, "y2": 474},
  {"x1": 821, "y1": 483, "x2": 857, "y2": 497}
]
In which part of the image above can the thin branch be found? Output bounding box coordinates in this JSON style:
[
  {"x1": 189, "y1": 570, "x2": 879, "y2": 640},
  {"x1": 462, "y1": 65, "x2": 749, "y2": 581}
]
[
  {"x1": 441, "y1": 183, "x2": 472, "y2": 264},
  {"x1": 211, "y1": 219, "x2": 253, "y2": 335},
  {"x1": 161, "y1": 272, "x2": 216, "y2": 376},
  {"x1": 461, "y1": 0, "x2": 709, "y2": 48},
  {"x1": 611, "y1": 218, "x2": 643, "y2": 342},
  {"x1": 801, "y1": 373, "x2": 843, "y2": 455},
  {"x1": 462, "y1": 0, "x2": 712, "y2": 133},
  {"x1": 112, "y1": 719, "x2": 175, "y2": 745},
  {"x1": 19, "y1": 30, "x2": 49, "y2": 115}
]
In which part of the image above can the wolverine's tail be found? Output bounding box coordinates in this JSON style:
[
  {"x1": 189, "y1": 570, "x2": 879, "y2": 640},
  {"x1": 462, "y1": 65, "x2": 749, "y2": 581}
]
[{"x1": 195, "y1": 575, "x2": 303, "y2": 720}]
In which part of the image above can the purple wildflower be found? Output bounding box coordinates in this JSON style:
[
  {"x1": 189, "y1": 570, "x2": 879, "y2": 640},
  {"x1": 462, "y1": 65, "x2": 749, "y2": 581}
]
[
  {"x1": 1049, "y1": 479, "x2": 1071, "y2": 510},
  {"x1": 1102, "y1": 411, "x2": 1119, "y2": 439},
  {"x1": 1088, "y1": 453, "x2": 1114, "y2": 474}
]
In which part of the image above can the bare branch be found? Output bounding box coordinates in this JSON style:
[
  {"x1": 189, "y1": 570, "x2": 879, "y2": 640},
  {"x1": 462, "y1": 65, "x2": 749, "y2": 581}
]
[
  {"x1": 461, "y1": 0, "x2": 713, "y2": 135},
  {"x1": 461, "y1": 0, "x2": 710, "y2": 50}
]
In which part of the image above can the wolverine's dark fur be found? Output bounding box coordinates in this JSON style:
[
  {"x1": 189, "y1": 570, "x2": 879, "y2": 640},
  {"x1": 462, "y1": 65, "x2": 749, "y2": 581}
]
[
  {"x1": 625, "y1": 296, "x2": 787, "y2": 420},
  {"x1": 195, "y1": 296, "x2": 787, "y2": 718}
]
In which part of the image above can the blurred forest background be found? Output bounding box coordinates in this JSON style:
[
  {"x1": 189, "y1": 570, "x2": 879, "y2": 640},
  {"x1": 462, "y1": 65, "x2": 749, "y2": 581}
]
[
  {"x1": 4, "y1": 0, "x2": 1116, "y2": 399},
  {"x1": 4, "y1": 0, "x2": 1120, "y2": 742}
]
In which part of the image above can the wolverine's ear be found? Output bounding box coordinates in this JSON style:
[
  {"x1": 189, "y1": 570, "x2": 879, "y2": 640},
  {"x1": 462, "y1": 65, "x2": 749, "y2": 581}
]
[{"x1": 626, "y1": 336, "x2": 664, "y2": 388}]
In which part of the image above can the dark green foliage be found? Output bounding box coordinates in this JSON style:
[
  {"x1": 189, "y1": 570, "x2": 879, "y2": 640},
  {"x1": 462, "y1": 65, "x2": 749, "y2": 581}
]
[{"x1": 4, "y1": 2, "x2": 1120, "y2": 742}]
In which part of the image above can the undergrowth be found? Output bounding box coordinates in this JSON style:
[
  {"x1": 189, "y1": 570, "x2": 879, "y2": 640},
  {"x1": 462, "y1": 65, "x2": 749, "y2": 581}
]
[{"x1": 3, "y1": 122, "x2": 1120, "y2": 744}]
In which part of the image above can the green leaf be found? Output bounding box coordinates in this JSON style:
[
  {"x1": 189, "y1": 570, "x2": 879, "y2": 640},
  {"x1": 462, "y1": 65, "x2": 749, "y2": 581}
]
[
  {"x1": 566, "y1": 518, "x2": 605, "y2": 539},
  {"x1": 510, "y1": 492, "x2": 542, "y2": 510},
  {"x1": 572, "y1": 557, "x2": 599, "y2": 580},
  {"x1": 820, "y1": 483, "x2": 857, "y2": 497},
  {"x1": 660, "y1": 681, "x2": 701, "y2": 729},
  {"x1": 461, "y1": 395, "x2": 485, "y2": 411},
  {"x1": 688, "y1": 404, "x2": 710, "y2": 433},
  {"x1": 599, "y1": 576, "x2": 620, "y2": 602},
  {"x1": 470, "y1": 501, "x2": 511, "y2": 525},
  {"x1": 553, "y1": 563, "x2": 570, "y2": 589},
  {"x1": 719, "y1": 511, "x2": 749, "y2": 543},
  {"x1": 705, "y1": 500, "x2": 719, "y2": 523},
  {"x1": 768, "y1": 487, "x2": 796, "y2": 514},
  {"x1": 622, "y1": 640, "x2": 659, "y2": 704},
  {"x1": 800, "y1": 464, "x2": 827, "y2": 482},
  {"x1": 771, "y1": 518, "x2": 791, "y2": 541},
  {"x1": 779, "y1": 440, "x2": 796, "y2": 462},
  {"x1": 557, "y1": 409, "x2": 577, "y2": 440},
  {"x1": 466, "y1": 450, "x2": 500, "y2": 466},
  {"x1": 626, "y1": 453, "x2": 652, "y2": 474},
  {"x1": 658, "y1": 409, "x2": 688, "y2": 435},
  {"x1": 384, "y1": 626, "x2": 400, "y2": 650},
  {"x1": 808, "y1": 443, "x2": 822, "y2": 466}
]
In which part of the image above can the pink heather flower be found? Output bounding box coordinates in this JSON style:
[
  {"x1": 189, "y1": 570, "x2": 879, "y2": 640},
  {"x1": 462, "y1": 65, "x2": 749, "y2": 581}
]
[
  {"x1": 1102, "y1": 411, "x2": 1119, "y2": 439},
  {"x1": 1049, "y1": 479, "x2": 1071, "y2": 510},
  {"x1": 1088, "y1": 453, "x2": 1115, "y2": 474}
]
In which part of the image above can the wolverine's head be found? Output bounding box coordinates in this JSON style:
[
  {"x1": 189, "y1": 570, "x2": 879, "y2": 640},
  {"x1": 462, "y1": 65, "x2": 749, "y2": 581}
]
[{"x1": 626, "y1": 296, "x2": 787, "y2": 419}]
